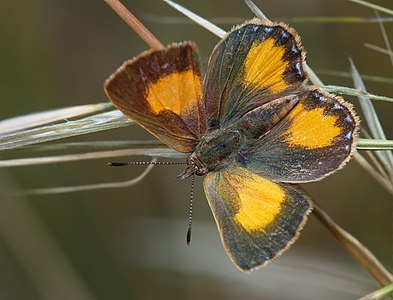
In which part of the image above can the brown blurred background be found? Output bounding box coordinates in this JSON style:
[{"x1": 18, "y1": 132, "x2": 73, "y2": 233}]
[{"x1": 0, "y1": 0, "x2": 392, "y2": 299}]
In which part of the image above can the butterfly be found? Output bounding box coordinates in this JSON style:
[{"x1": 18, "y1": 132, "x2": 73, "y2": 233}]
[{"x1": 104, "y1": 19, "x2": 358, "y2": 271}]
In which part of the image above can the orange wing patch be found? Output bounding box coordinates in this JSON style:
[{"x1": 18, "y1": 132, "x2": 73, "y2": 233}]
[
  {"x1": 146, "y1": 70, "x2": 202, "y2": 116},
  {"x1": 284, "y1": 103, "x2": 342, "y2": 149},
  {"x1": 203, "y1": 167, "x2": 312, "y2": 271},
  {"x1": 104, "y1": 42, "x2": 206, "y2": 152},
  {"x1": 244, "y1": 38, "x2": 289, "y2": 94},
  {"x1": 203, "y1": 20, "x2": 307, "y2": 126},
  {"x1": 221, "y1": 168, "x2": 286, "y2": 232}
]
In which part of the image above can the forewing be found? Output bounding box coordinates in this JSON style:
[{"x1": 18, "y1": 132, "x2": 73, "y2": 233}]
[
  {"x1": 203, "y1": 19, "x2": 307, "y2": 128},
  {"x1": 203, "y1": 167, "x2": 312, "y2": 271},
  {"x1": 237, "y1": 89, "x2": 359, "y2": 182},
  {"x1": 104, "y1": 42, "x2": 206, "y2": 153}
]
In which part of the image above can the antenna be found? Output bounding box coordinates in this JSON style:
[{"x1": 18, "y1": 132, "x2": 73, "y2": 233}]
[
  {"x1": 108, "y1": 161, "x2": 186, "y2": 167},
  {"x1": 186, "y1": 174, "x2": 195, "y2": 245}
]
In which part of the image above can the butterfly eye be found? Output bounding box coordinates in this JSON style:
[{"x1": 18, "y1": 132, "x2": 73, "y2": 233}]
[{"x1": 195, "y1": 166, "x2": 207, "y2": 176}]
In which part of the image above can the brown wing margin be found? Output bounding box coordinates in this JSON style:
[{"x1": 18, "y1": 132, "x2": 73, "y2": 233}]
[
  {"x1": 203, "y1": 167, "x2": 312, "y2": 271},
  {"x1": 203, "y1": 19, "x2": 307, "y2": 129},
  {"x1": 237, "y1": 89, "x2": 359, "y2": 182},
  {"x1": 104, "y1": 42, "x2": 206, "y2": 153}
]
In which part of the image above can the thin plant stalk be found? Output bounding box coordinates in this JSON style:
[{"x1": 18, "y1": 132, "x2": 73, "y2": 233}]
[
  {"x1": 359, "y1": 283, "x2": 393, "y2": 300},
  {"x1": 104, "y1": 0, "x2": 164, "y2": 49},
  {"x1": 313, "y1": 202, "x2": 393, "y2": 287},
  {"x1": 16, "y1": 158, "x2": 158, "y2": 196}
]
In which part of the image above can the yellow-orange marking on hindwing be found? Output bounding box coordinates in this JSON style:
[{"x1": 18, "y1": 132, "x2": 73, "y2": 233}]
[
  {"x1": 244, "y1": 38, "x2": 289, "y2": 94},
  {"x1": 146, "y1": 70, "x2": 202, "y2": 116},
  {"x1": 222, "y1": 168, "x2": 286, "y2": 232},
  {"x1": 284, "y1": 103, "x2": 342, "y2": 148}
]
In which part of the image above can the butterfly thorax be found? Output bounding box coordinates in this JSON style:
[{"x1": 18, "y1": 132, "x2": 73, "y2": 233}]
[{"x1": 178, "y1": 127, "x2": 241, "y2": 180}]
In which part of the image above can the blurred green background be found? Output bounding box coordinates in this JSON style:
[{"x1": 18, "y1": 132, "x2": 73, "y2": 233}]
[{"x1": 0, "y1": 0, "x2": 392, "y2": 299}]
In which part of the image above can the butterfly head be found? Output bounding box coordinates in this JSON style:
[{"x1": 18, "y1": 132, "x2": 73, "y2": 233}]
[{"x1": 177, "y1": 152, "x2": 207, "y2": 181}]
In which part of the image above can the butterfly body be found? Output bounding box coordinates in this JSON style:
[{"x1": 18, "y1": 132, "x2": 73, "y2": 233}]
[
  {"x1": 104, "y1": 19, "x2": 358, "y2": 271},
  {"x1": 194, "y1": 126, "x2": 240, "y2": 170},
  {"x1": 184, "y1": 93, "x2": 300, "y2": 177}
]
